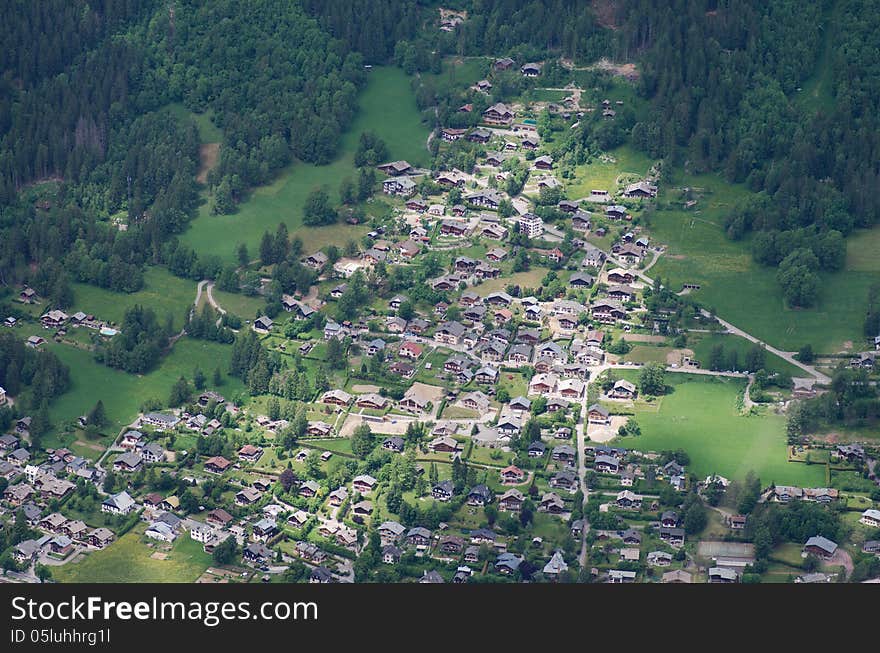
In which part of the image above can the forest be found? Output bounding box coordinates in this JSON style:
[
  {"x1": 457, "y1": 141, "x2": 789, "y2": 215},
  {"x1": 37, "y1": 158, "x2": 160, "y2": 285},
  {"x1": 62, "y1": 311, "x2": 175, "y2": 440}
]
[{"x1": 1, "y1": 1, "x2": 879, "y2": 322}]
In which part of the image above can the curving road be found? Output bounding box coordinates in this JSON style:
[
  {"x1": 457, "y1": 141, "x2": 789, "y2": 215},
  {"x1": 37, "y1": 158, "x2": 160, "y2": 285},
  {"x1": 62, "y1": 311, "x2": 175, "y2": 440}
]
[{"x1": 620, "y1": 257, "x2": 831, "y2": 384}]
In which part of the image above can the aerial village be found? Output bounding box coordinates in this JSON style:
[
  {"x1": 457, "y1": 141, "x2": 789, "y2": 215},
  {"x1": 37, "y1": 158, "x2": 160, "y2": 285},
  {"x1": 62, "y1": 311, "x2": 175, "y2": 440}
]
[{"x1": 2, "y1": 38, "x2": 878, "y2": 585}]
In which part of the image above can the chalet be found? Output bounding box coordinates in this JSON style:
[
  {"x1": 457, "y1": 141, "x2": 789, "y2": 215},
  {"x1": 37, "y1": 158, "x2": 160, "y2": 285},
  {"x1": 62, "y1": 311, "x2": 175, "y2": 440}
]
[
  {"x1": 605, "y1": 205, "x2": 628, "y2": 220},
  {"x1": 772, "y1": 486, "x2": 804, "y2": 503},
  {"x1": 521, "y1": 62, "x2": 541, "y2": 76},
  {"x1": 352, "y1": 500, "x2": 373, "y2": 518},
  {"x1": 307, "y1": 421, "x2": 333, "y2": 437},
  {"x1": 803, "y1": 487, "x2": 839, "y2": 503},
  {"x1": 321, "y1": 389, "x2": 352, "y2": 407},
  {"x1": 494, "y1": 57, "x2": 515, "y2": 71},
  {"x1": 141, "y1": 412, "x2": 180, "y2": 431},
  {"x1": 500, "y1": 465, "x2": 526, "y2": 485},
  {"x1": 660, "y1": 511, "x2": 679, "y2": 528},
  {"x1": 594, "y1": 455, "x2": 621, "y2": 474},
  {"x1": 482, "y1": 103, "x2": 514, "y2": 126},
  {"x1": 540, "y1": 492, "x2": 565, "y2": 514},
  {"x1": 377, "y1": 160, "x2": 413, "y2": 176},
  {"x1": 606, "y1": 268, "x2": 635, "y2": 284},
  {"x1": 429, "y1": 437, "x2": 461, "y2": 455},
  {"x1": 206, "y1": 509, "x2": 233, "y2": 529},
  {"x1": 468, "y1": 128, "x2": 492, "y2": 143},
  {"x1": 439, "y1": 221, "x2": 470, "y2": 240},
  {"x1": 495, "y1": 552, "x2": 524, "y2": 575},
  {"x1": 474, "y1": 79, "x2": 493, "y2": 93},
  {"x1": 552, "y1": 445, "x2": 576, "y2": 464},
  {"x1": 113, "y1": 451, "x2": 143, "y2": 473},
  {"x1": 432, "y1": 480, "x2": 454, "y2": 501},
  {"x1": 550, "y1": 471, "x2": 578, "y2": 492},
  {"x1": 648, "y1": 551, "x2": 673, "y2": 567},
  {"x1": 623, "y1": 181, "x2": 658, "y2": 198},
  {"x1": 499, "y1": 488, "x2": 524, "y2": 512},
  {"x1": 534, "y1": 155, "x2": 553, "y2": 170},
  {"x1": 607, "y1": 284, "x2": 636, "y2": 302},
  {"x1": 40, "y1": 310, "x2": 69, "y2": 328},
  {"x1": 139, "y1": 442, "x2": 165, "y2": 464},
  {"x1": 461, "y1": 391, "x2": 490, "y2": 413},
  {"x1": 237, "y1": 444, "x2": 264, "y2": 463},
  {"x1": 859, "y1": 509, "x2": 880, "y2": 528},
  {"x1": 467, "y1": 485, "x2": 493, "y2": 507},
  {"x1": 235, "y1": 487, "x2": 261, "y2": 506},
  {"x1": 559, "y1": 379, "x2": 585, "y2": 399},
  {"x1": 476, "y1": 247, "x2": 508, "y2": 267},
  {"x1": 299, "y1": 480, "x2": 320, "y2": 499},
  {"x1": 204, "y1": 456, "x2": 232, "y2": 474},
  {"x1": 382, "y1": 437, "x2": 405, "y2": 454},
  {"x1": 435, "y1": 321, "x2": 466, "y2": 346},
  {"x1": 439, "y1": 535, "x2": 464, "y2": 555},
  {"x1": 607, "y1": 569, "x2": 637, "y2": 584},
  {"x1": 352, "y1": 474, "x2": 378, "y2": 494},
  {"x1": 243, "y1": 543, "x2": 272, "y2": 565},
  {"x1": 441, "y1": 127, "x2": 467, "y2": 142},
  {"x1": 303, "y1": 250, "x2": 329, "y2": 270},
  {"x1": 406, "y1": 198, "x2": 427, "y2": 212},
  {"x1": 382, "y1": 176, "x2": 416, "y2": 197},
  {"x1": 658, "y1": 527, "x2": 685, "y2": 547},
  {"x1": 587, "y1": 404, "x2": 611, "y2": 425},
  {"x1": 529, "y1": 372, "x2": 558, "y2": 396},
  {"x1": 474, "y1": 366, "x2": 500, "y2": 386},
  {"x1": 465, "y1": 189, "x2": 504, "y2": 210},
  {"x1": 406, "y1": 527, "x2": 433, "y2": 550},
  {"x1": 609, "y1": 379, "x2": 637, "y2": 399},
  {"x1": 400, "y1": 385, "x2": 434, "y2": 414},
  {"x1": 102, "y1": 491, "x2": 136, "y2": 516},
  {"x1": 727, "y1": 514, "x2": 747, "y2": 530}
]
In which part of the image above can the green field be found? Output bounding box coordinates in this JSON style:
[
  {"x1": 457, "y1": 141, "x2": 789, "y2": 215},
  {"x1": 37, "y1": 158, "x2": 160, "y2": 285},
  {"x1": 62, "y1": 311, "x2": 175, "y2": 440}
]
[
  {"x1": 163, "y1": 103, "x2": 224, "y2": 143},
  {"x1": 180, "y1": 66, "x2": 430, "y2": 264},
  {"x1": 422, "y1": 56, "x2": 491, "y2": 93},
  {"x1": 43, "y1": 337, "x2": 245, "y2": 434},
  {"x1": 72, "y1": 266, "x2": 197, "y2": 331},
  {"x1": 53, "y1": 525, "x2": 213, "y2": 583},
  {"x1": 648, "y1": 173, "x2": 879, "y2": 353},
  {"x1": 208, "y1": 288, "x2": 266, "y2": 321},
  {"x1": 615, "y1": 374, "x2": 825, "y2": 486},
  {"x1": 565, "y1": 144, "x2": 655, "y2": 200}
]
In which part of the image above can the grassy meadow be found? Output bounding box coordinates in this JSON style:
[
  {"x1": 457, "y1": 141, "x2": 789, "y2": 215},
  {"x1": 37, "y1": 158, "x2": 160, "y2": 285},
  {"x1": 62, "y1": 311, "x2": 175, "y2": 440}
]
[
  {"x1": 180, "y1": 66, "x2": 430, "y2": 264},
  {"x1": 42, "y1": 337, "x2": 245, "y2": 437},
  {"x1": 614, "y1": 373, "x2": 825, "y2": 486},
  {"x1": 647, "y1": 172, "x2": 879, "y2": 353},
  {"x1": 53, "y1": 525, "x2": 213, "y2": 583},
  {"x1": 71, "y1": 266, "x2": 197, "y2": 331}
]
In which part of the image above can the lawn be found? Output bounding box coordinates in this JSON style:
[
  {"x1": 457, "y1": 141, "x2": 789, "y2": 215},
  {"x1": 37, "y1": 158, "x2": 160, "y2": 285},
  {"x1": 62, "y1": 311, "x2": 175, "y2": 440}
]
[
  {"x1": 71, "y1": 266, "x2": 197, "y2": 331},
  {"x1": 180, "y1": 66, "x2": 430, "y2": 264},
  {"x1": 648, "y1": 172, "x2": 879, "y2": 353},
  {"x1": 53, "y1": 525, "x2": 212, "y2": 583},
  {"x1": 208, "y1": 288, "x2": 266, "y2": 321},
  {"x1": 422, "y1": 56, "x2": 491, "y2": 93},
  {"x1": 565, "y1": 144, "x2": 656, "y2": 200},
  {"x1": 43, "y1": 337, "x2": 245, "y2": 435},
  {"x1": 473, "y1": 268, "x2": 546, "y2": 296},
  {"x1": 614, "y1": 373, "x2": 825, "y2": 486}
]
